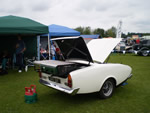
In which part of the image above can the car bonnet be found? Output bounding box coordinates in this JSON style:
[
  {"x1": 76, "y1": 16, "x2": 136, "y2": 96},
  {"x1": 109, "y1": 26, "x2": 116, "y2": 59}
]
[{"x1": 87, "y1": 38, "x2": 122, "y2": 63}]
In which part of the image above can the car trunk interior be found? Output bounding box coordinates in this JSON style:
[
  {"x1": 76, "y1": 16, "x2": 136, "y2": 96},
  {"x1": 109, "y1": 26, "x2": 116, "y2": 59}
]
[{"x1": 34, "y1": 60, "x2": 90, "y2": 78}]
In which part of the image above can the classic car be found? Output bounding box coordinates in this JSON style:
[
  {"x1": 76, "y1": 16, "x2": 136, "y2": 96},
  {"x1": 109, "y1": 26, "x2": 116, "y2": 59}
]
[
  {"x1": 114, "y1": 39, "x2": 133, "y2": 54},
  {"x1": 114, "y1": 40, "x2": 126, "y2": 53},
  {"x1": 133, "y1": 39, "x2": 150, "y2": 56},
  {"x1": 34, "y1": 37, "x2": 132, "y2": 99}
]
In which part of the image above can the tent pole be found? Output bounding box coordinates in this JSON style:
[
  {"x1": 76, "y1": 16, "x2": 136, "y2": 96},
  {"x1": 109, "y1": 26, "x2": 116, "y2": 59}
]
[
  {"x1": 37, "y1": 35, "x2": 40, "y2": 61},
  {"x1": 48, "y1": 34, "x2": 51, "y2": 60}
]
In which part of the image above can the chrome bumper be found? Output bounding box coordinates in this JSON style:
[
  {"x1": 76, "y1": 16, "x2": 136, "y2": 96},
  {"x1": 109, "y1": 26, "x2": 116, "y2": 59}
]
[{"x1": 39, "y1": 79, "x2": 79, "y2": 95}]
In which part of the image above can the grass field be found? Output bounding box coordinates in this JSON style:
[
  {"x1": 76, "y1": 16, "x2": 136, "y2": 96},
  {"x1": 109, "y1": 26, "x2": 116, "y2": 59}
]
[{"x1": 0, "y1": 54, "x2": 150, "y2": 113}]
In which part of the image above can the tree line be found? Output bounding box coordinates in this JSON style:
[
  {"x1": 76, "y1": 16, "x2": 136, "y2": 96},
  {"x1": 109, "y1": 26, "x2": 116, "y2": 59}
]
[
  {"x1": 74, "y1": 26, "x2": 116, "y2": 38},
  {"x1": 74, "y1": 26, "x2": 150, "y2": 38}
]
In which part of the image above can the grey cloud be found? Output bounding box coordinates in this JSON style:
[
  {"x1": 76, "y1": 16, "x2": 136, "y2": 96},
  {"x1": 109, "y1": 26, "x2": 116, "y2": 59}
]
[
  {"x1": 0, "y1": 0, "x2": 150, "y2": 32},
  {"x1": 0, "y1": 0, "x2": 55, "y2": 14},
  {"x1": 0, "y1": 0, "x2": 24, "y2": 13},
  {"x1": 31, "y1": 4, "x2": 50, "y2": 12},
  {"x1": 133, "y1": 20, "x2": 150, "y2": 27},
  {"x1": 76, "y1": 0, "x2": 115, "y2": 12},
  {"x1": 29, "y1": 0, "x2": 52, "y2": 12}
]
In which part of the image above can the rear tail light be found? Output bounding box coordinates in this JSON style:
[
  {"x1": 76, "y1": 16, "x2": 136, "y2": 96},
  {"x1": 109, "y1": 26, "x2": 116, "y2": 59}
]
[
  {"x1": 39, "y1": 71, "x2": 42, "y2": 78},
  {"x1": 68, "y1": 74, "x2": 72, "y2": 88}
]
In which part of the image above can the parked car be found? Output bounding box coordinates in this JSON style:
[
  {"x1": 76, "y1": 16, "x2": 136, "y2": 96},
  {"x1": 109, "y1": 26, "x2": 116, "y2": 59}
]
[
  {"x1": 114, "y1": 39, "x2": 133, "y2": 53},
  {"x1": 114, "y1": 41, "x2": 126, "y2": 53},
  {"x1": 133, "y1": 39, "x2": 150, "y2": 56},
  {"x1": 125, "y1": 46, "x2": 134, "y2": 53},
  {"x1": 34, "y1": 37, "x2": 132, "y2": 99}
]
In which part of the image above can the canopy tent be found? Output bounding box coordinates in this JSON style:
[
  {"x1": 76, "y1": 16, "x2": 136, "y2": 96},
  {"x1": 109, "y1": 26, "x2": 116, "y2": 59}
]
[
  {"x1": 0, "y1": 15, "x2": 49, "y2": 60},
  {"x1": 81, "y1": 35, "x2": 100, "y2": 39},
  {"x1": 40, "y1": 24, "x2": 80, "y2": 60},
  {"x1": 81, "y1": 35, "x2": 100, "y2": 44},
  {"x1": 42, "y1": 24, "x2": 80, "y2": 37},
  {"x1": 0, "y1": 15, "x2": 48, "y2": 34}
]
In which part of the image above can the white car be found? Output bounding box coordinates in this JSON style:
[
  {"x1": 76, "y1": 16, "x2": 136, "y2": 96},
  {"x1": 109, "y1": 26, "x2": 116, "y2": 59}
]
[{"x1": 34, "y1": 37, "x2": 132, "y2": 99}]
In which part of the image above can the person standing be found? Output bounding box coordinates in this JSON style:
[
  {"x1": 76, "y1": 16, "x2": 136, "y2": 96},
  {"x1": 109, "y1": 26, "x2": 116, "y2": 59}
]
[
  {"x1": 16, "y1": 35, "x2": 26, "y2": 73},
  {"x1": 50, "y1": 44, "x2": 56, "y2": 60}
]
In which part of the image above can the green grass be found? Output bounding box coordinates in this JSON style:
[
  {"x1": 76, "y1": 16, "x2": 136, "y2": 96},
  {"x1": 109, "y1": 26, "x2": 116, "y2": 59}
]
[{"x1": 0, "y1": 54, "x2": 150, "y2": 113}]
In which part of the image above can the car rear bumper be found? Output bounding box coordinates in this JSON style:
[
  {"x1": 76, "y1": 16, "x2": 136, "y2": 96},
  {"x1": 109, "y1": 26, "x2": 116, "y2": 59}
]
[{"x1": 39, "y1": 79, "x2": 79, "y2": 95}]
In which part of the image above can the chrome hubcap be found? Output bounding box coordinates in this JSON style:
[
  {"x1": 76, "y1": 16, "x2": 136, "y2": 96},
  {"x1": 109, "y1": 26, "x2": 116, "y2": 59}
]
[{"x1": 102, "y1": 81, "x2": 113, "y2": 96}]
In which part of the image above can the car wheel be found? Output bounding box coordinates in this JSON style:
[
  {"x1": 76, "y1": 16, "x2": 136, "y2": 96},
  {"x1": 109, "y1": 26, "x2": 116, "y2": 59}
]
[
  {"x1": 99, "y1": 79, "x2": 115, "y2": 99},
  {"x1": 142, "y1": 50, "x2": 149, "y2": 56}
]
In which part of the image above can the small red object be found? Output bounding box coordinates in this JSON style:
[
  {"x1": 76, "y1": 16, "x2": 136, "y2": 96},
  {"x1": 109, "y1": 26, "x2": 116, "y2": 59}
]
[
  {"x1": 30, "y1": 85, "x2": 37, "y2": 94},
  {"x1": 25, "y1": 85, "x2": 37, "y2": 103},
  {"x1": 25, "y1": 87, "x2": 33, "y2": 96}
]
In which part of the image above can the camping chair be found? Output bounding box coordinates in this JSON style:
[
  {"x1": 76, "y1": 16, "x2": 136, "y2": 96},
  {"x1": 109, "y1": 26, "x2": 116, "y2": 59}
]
[
  {"x1": 40, "y1": 52, "x2": 48, "y2": 60},
  {"x1": 12, "y1": 53, "x2": 35, "y2": 72},
  {"x1": 24, "y1": 57, "x2": 36, "y2": 72},
  {"x1": 40, "y1": 48, "x2": 48, "y2": 60}
]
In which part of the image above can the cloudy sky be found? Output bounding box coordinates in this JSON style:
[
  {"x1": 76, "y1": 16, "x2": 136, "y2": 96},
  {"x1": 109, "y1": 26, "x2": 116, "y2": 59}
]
[{"x1": 0, "y1": 0, "x2": 149, "y2": 33}]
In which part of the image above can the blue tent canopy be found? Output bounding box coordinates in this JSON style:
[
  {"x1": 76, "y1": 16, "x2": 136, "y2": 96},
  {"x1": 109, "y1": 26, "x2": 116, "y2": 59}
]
[
  {"x1": 42, "y1": 24, "x2": 80, "y2": 37},
  {"x1": 81, "y1": 35, "x2": 100, "y2": 39},
  {"x1": 39, "y1": 24, "x2": 80, "y2": 60}
]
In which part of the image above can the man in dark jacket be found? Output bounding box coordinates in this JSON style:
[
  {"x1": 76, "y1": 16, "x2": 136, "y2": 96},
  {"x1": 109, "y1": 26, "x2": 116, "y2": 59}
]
[{"x1": 16, "y1": 35, "x2": 26, "y2": 73}]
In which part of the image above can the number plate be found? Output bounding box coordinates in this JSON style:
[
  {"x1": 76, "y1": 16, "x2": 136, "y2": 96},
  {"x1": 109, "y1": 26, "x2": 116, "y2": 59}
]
[{"x1": 49, "y1": 77, "x2": 61, "y2": 83}]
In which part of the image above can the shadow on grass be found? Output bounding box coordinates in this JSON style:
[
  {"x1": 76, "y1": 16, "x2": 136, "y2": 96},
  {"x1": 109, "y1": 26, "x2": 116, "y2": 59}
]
[
  {"x1": 28, "y1": 89, "x2": 104, "y2": 113},
  {"x1": 38, "y1": 90, "x2": 100, "y2": 105}
]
